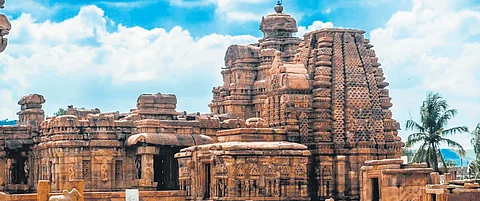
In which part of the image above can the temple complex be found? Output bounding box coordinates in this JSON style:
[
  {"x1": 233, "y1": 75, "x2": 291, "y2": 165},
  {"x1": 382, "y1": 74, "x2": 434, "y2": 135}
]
[
  {"x1": 1, "y1": 2, "x2": 463, "y2": 201},
  {"x1": 210, "y1": 2, "x2": 403, "y2": 200}
]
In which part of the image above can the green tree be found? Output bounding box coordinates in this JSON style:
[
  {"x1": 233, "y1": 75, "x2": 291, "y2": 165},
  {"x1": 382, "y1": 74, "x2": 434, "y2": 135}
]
[
  {"x1": 471, "y1": 123, "x2": 480, "y2": 160},
  {"x1": 443, "y1": 160, "x2": 457, "y2": 167},
  {"x1": 405, "y1": 92, "x2": 468, "y2": 173},
  {"x1": 54, "y1": 108, "x2": 67, "y2": 116},
  {"x1": 402, "y1": 148, "x2": 415, "y2": 162},
  {"x1": 469, "y1": 123, "x2": 480, "y2": 178},
  {"x1": 53, "y1": 107, "x2": 87, "y2": 116}
]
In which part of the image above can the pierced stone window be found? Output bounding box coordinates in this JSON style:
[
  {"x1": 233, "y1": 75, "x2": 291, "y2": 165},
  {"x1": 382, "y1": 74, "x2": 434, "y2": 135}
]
[
  {"x1": 115, "y1": 160, "x2": 123, "y2": 180},
  {"x1": 82, "y1": 160, "x2": 90, "y2": 179}
]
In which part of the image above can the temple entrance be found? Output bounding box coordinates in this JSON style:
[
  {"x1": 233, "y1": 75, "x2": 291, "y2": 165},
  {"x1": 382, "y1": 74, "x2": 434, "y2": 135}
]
[
  {"x1": 203, "y1": 163, "x2": 211, "y2": 199},
  {"x1": 153, "y1": 147, "x2": 180, "y2": 190},
  {"x1": 7, "y1": 153, "x2": 26, "y2": 184},
  {"x1": 371, "y1": 178, "x2": 380, "y2": 201}
]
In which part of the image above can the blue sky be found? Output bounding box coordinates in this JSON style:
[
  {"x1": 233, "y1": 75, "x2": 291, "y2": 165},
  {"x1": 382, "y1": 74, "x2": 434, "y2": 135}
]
[{"x1": 0, "y1": 0, "x2": 479, "y2": 148}]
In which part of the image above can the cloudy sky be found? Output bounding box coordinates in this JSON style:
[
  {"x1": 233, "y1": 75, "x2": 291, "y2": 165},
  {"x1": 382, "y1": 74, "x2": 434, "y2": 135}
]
[{"x1": 0, "y1": 0, "x2": 478, "y2": 148}]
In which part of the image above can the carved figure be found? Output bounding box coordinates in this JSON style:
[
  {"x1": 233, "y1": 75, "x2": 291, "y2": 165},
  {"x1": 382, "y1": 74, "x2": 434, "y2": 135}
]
[
  {"x1": 24, "y1": 160, "x2": 29, "y2": 179},
  {"x1": 68, "y1": 165, "x2": 75, "y2": 181},
  {"x1": 48, "y1": 188, "x2": 82, "y2": 201},
  {"x1": 135, "y1": 156, "x2": 142, "y2": 179},
  {"x1": 219, "y1": 180, "x2": 225, "y2": 197},
  {"x1": 144, "y1": 167, "x2": 153, "y2": 180},
  {"x1": 274, "y1": 180, "x2": 280, "y2": 197},
  {"x1": 0, "y1": 14, "x2": 10, "y2": 52},
  {"x1": 6, "y1": 159, "x2": 12, "y2": 184},
  {"x1": 101, "y1": 163, "x2": 108, "y2": 181}
]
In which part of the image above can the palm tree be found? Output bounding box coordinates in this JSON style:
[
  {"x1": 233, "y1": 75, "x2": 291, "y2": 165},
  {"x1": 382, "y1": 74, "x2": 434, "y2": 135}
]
[
  {"x1": 469, "y1": 123, "x2": 480, "y2": 178},
  {"x1": 471, "y1": 123, "x2": 480, "y2": 159},
  {"x1": 405, "y1": 92, "x2": 468, "y2": 173},
  {"x1": 468, "y1": 160, "x2": 480, "y2": 179}
]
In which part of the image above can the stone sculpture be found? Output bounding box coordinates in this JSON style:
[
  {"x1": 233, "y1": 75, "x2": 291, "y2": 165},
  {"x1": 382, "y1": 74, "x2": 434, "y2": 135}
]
[
  {"x1": 100, "y1": 163, "x2": 108, "y2": 181},
  {"x1": 0, "y1": 0, "x2": 9, "y2": 53},
  {"x1": 68, "y1": 165, "x2": 75, "y2": 181},
  {"x1": 48, "y1": 188, "x2": 82, "y2": 201}
]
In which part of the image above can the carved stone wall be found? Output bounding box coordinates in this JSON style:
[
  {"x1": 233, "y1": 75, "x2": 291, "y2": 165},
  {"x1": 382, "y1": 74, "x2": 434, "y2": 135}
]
[
  {"x1": 1, "y1": 93, "x2": 219, "y2": 194},
  {"x1": 360, "y1": 159, "x2": 436, "y2": 201},
  {"x1": 209, "y1": 4, "x2": 403, "y2": 201},
  {"x1": 176, "y1": 128, "x2": 310, "y2": 201}
]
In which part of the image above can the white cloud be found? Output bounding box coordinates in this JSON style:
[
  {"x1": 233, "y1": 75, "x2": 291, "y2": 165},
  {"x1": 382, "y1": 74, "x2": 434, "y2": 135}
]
[
  {"x1": 296, "y1": 21, "x2": 334, "y2": 38},
  {"x1": 369, "y1": 0, "x2": 480, "y2": 148},
  {"x1": 0, "y1": 5, "x2": 258, "y2": 88},
  {"x1": 0, "y1": 89, "x2": 17, "y2": 120}
]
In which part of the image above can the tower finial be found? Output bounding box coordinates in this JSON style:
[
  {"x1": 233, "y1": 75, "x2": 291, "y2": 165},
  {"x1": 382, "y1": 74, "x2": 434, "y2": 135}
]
[{"x1": 275, "y1": 1, "x2": 283, "y2": 13}]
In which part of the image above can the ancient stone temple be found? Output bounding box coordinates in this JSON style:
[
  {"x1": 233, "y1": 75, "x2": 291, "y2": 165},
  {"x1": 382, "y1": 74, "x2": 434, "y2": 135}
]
[
  {"x1": 0, "y1": 93, "x2": 221, "y2": 195},
  {"x1": 175, "y1": 121, "x2": 311, "y2": 201},
  {"x1": 210, "y1": 2, "x2": 403, "y2": 201},
  {"x1": 0, "y1": 2, "x2": 407, "y2": 201}
]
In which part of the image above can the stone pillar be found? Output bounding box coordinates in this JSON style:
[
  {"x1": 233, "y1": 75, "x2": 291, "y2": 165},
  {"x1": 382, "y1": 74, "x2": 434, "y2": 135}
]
[
  {"x1": 136, "y1": 146, "x2": 157, "y2": 190},
  {"x1": 37, "y1": 180, "x2": 50, "y2": 201},
  {"x1": 0, "y1": 156, "x2": 5, "y2": 191},
  {"x1": 430, "y1": 172, "x2": 440, "y2": 185},
  {"x1": 17, "y1": 94, "x2": 46, "y2": 128},
  {"x1": 335, "y1": 155, "x2": 346, "y2": 199}
]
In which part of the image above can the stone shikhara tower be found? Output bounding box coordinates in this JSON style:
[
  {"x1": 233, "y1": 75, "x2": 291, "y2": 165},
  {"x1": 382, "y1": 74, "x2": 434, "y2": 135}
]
[{"x1": 210, "y1": 2, "x2": 404, "y2": 201}]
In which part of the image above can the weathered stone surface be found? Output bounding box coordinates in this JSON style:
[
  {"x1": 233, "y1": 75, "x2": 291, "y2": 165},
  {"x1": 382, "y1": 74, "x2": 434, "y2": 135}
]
[
  {"x1": 176, "y1": 127, "x2": 310, "y2": 201},
  {"x1": 425, "y1": 179, "x2": 480, "y2": 201},
  {"x1": 209, "y1": 2, "x2": 403, "y2": 201},
  {"x1": 360, "y1": 159, "x2": 435, "y2": 201},
  {"x1": 1, "y1": 92, "x2": 221, "y2": 194},
  {"x1": 0, "y1": 192, "x2": 6, "y2": 201}
]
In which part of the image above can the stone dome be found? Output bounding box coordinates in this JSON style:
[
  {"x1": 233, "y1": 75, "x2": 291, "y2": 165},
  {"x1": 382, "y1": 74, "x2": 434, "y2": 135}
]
[{"x1": 260, "y1": 2, "x2": 298, "y2": 38}]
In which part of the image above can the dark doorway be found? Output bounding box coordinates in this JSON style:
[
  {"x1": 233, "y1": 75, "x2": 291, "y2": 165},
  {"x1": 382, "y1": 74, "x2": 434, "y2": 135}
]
[
  {"x1": 153, "y1": 147, "x2": 180, "y2": 190},
  {"x1": 371, "y1": 178, "x2": 380, "y2": 201},
  {"x1": 7, "y1": 152, "x2": 26, "y2": 184},
  {"x1": 204, "y1": 163, "x2": 211, "y2": 199}
]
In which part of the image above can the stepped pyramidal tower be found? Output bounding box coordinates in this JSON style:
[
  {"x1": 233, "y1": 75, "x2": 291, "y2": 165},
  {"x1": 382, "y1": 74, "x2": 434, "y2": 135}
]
[{"x1": 209, "y1": 2, "x2": 404, "y2": 200}]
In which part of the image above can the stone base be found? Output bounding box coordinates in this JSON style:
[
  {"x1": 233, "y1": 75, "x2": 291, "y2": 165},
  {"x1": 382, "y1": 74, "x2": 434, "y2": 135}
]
[
  {"x1": 5, "y1": 184, "x2": 30, "y2": 193},
  {"x1": 132, "y1": 179, "x2": 157, "y2": 191},
  {"x1": 4, "y1": 190, "x2": 185, "y2": 201}
]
